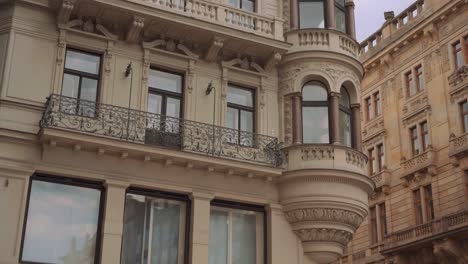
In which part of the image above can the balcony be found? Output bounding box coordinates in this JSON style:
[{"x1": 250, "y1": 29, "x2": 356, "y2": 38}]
[
  {"x1": 382, "y1": 209, "x2": 468, "y2": 253},
  {"x1": 39, "y1": 95, "x2": 283, "y2": 168},
  {"x1": 370, "y1": 168, "x2": 391, "y2": 194},
  {"x1": 400, "y1": 146, "x2": 437, "y2": 185},
  {"x1": 448, "y1": 65, "x2": 468, "y2": 101},
  {"x1": 285, "y1": 29, "x2": 360, "y2": 60}
]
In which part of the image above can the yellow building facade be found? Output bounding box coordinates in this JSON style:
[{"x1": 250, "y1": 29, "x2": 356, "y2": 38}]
[
  {"x1": 338, "y1": 0, "x2": 468, "y2": 263},
  {"x1": 0, "y1": 0, "x2": 372, "y2": 264}
]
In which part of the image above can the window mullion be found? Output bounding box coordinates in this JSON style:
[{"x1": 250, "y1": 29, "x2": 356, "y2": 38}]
[{"x1": 228, "y1": 211, "x2": 232, "y2": 264}]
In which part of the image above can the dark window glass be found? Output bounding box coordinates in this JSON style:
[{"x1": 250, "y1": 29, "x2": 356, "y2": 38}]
[
  {"x1": 415, "y1": 65, "x2": 424, "y2": 92},
  {"x1": 335, "y1": 0, "x2": 346, "y2": 33},
  {"x1": 62, "y1": 49, "x2": 101, "y2": 117},
  {"x1": 121, "y1": 190, "x2": 188, "y2": 264},
  {"x1": 227, "y1": 84, "x2": 255, "y2": 146},
  {"x1": 370, "y1": 207, "x2": 378, "y2": 244},
  {"x1": 302, "y1": 81, "x2": 329, "y2": 143},
  {"x1": 339, "y1": 87, "x2": 352, "y2": 147},
  {"x1": 365, "y1": 97, "x2": 372, "y2": 121},
  {"x1": 453, "y1": 41, "x2": 463, "y2": 69},
  {"x1": 410, "y1": 126, "x2": 419, "y2": 155},
  {"x1": 379, "y1": 203, "x2": 387, "y2": 236},
  {"x1": 368, "y1": 147, "x2": 375, "y2": 175},
  {"x1": 461, "y1": 100, "x2": 468, "y2": 133},
  {"x1": 424, "y1": 185, "x2": 435, "y2": 221},
  {"x1": 406, "y1": 71, "x2": 415, "y2": 97},
  {"x1": 228, "y1": 0, "x2": 255, "y2": 12},
  {"x1": 374, "y1": 92, "x2": 381, "y2": 116},
  {"x1": 21, "y1": 176, "x2": 103, "y2": 264},
  {"x1": 377, "y1": 144, "x2": 384, "y2": 172},
  {"x1": 299, "y1": 0, "x2": 325, "y2": 29},
  {"x1": 421, "y1": 121, "x2": 429, "y2": 151},
  {"x1": 414, "y1": 189, "x2": 423, "y2": 224}
]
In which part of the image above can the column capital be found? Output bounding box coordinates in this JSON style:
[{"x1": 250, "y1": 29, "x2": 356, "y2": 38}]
[
  {"x1": 329, "y1": 91, "x2": 341, "y2": 98},
  {"x1": 345, "y1": 0, "x2": 355, "y2": 8},
  {"x1": 190, "y1": 191, "x2": 215, "y2": 201},
  {"x1": 350, "y1": 103, "x2": 361, "y2": 108}
]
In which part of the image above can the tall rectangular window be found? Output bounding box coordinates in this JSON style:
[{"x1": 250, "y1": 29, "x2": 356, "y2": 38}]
[
  {"x1": 453, "y1": 41, "x2": 463, "y2": 69},
  {"x1": 373, "y1": 91, "x2": 381, "y2": 117},
  {"x1": 368, "y1": 147, "x2": 375, "y2": 175},
  {"x1": 334, "y1": 0, "x2": 347, "y2": 33},
  {"x1": 377, "y1": 144, "x2": 384, "y2": 172},
  {"x1": 209, "y1": 201, "x2": 265, "y2": 264},
  {"x1": 227, "y1": 84, "x2": 255, "y2": 146},
  {"x1": 365, "y1": 97, "x2": 372, "y2": 121},
  {"x1": 420, "y1": 121, "x2": 429, "y2": 151},
  {"x1": 370, "y1": 207, "x2": 378, "y2": 244},
  {"x1": 121, "y1": 188, "x2": 189, "y2": 264},
  {"x1": 299, "y1": 0, "x2": 325, "y2": 29},
  {"x1": 415, "y1": 65, "x2": 424, "y2": 92},
  {"x1": 413, "y1": 188, "x2": 423, "y2": 224},
  {"x1": 228, "y1": 0, "x2": 255, "y2": 12},
  {"x1": 410, "y1": 126, "x2": 420, "y2": 156},
  {"x1": 424, "y1": 185, "x2": 435, "y2": 221},
  {"x1": 379, "y1": 203, "x2": 387, "y2": 237},
  {"x1": 62, "y1": 49, "x2": 101, "y2": 117},
  {"x1": 20, "y1": 175, "x2": 103, "y2": 264},
  {"x1": 405, "y1": 71, "x2": 415, "y2": 97},
  {"x1": 460, "y1": 100, "x2": 468, "y2": 133}
]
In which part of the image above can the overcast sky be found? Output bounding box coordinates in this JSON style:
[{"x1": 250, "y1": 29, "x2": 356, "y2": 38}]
[{"x1": 355, "y1": 0, "x2": 416, "y2": 42}]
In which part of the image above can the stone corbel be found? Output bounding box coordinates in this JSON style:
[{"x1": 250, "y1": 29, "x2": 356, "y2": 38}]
[
  {"x1": 423, "y1": 23, "x2": 438, "y2": 41},
  {"x1": 265, "y1": 52, "x2": 282, "y2": 72},
  {"x1": 57, "y1": 0, "x2": 77, "y2": 25},
  {"x1": 205, "y1": 37, "x2": 224, "y2": 62},
  {"x1": 126, "y1": 16, "x2": 145, "y2": 43},
  {"x1": 381, "y1": 53, "x2": 393, "y2": 69}
]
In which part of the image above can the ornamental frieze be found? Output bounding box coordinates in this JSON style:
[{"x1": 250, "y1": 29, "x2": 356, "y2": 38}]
[
  {"x1": 301, "y1": 145, "x2": 335, "y2": 160},
  {"x1": 294, "y1": 228, "x2": 353, "y2": 246},
  {"x1": 284, "y1": 208, "x2": 364, "y2": 229}
]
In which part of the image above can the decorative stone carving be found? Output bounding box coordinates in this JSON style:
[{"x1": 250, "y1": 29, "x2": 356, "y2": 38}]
[
  {"x1": 142, "y1": 38, "x2": 199, "y2": 59},
  {"x1": 448, "y1": 65, "x2": 468, "y2": 87},
  {"x1": 301, "y1": 145, "x2": 335, "y2": 160},
  {"x1": 63, "y1": 18, "x2": 118, "y2": 40},
  {"x1": 346, "y1": 149, "x2": 367, "y2": 169},
  {"x1": 294, "y1": 228, "x2": 353, "y2": 245},
  {"x1": 221, "y1": 57, "x2": 266, "y2": 74},
  {"x1": 57, "y1": 0, "x2": 76, "y2": 24},
  {"x1": 283, "y1": 94, "x2": 293, "y2": 145},
  {"x1": 285, "y1": 208, "x2": 364, "y2": 229},
  {"x1": 126, "y1": 16, "x2": 145, "y2": 43},
  {"x1": 363, "y1": 117, "x2": 385, "y2": 141},
  {"x1": 205, "y1": 37, "x2": 224, "y2": 62}
]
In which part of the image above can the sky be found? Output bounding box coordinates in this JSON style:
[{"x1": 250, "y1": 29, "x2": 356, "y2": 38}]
[{"x1": 355, "y1": 0, "x2": 416, "y2": 42}]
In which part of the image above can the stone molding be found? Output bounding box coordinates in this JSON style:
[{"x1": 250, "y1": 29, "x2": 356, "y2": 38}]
[
  {"x1": 284, "y1": 208, "x2": 364, "y2": 229},
  {"x1": 294, "y1": 228, "x2": 353, "y2": 246},
  {"x1": 301, "y1": 145, "x2": 335, "y2": 160}
]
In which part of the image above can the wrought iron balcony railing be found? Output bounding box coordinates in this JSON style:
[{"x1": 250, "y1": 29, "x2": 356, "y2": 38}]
[{"x1": 40, "y1": 94, "x2": 283, "y2": 167}]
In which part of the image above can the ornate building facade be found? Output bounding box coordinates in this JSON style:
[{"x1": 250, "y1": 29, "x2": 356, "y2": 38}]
[
  {"x1": 337, "y1": 0, "x2": 468, "y2": 263},
  {"x1": 0, "y1": 0, "x2": 372, "y2": 264}
]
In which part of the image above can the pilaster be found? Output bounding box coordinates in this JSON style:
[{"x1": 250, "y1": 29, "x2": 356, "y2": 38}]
[{"x1": 190, "y1": 191, "x2": 214, "y2": 264}]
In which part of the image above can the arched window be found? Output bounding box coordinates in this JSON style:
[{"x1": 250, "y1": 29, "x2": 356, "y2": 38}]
[
  {"x1": 299, "y1": 0, "x2": 325, "y2": 29},
  {"x1": 302, "y1": 82, "x2": 329, "y2": 143},
  {"x1": 340, "y1": 86, "x2": 352, "y2": 147}
]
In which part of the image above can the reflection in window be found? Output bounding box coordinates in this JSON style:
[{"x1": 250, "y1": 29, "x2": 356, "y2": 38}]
[
  {"x1": 228, "y1": 0, "x2": 255, "y2": 12},
  {"x1": 339, "y1": 87, "x2": 352, "y2": 147},
  {"x1": 62, "y1": 49, "x2": 101, "y2": 117},
  {"x1": 299, "y1": 0, "x2": 325, "y2": 29},
  {"x1": 21, "y1": 175, "x2": 102, "y2": 264},
  {"x1": 227, "y1": 84, "x2": 255, "y2": 146},
  {"x1": 302, "y1": 82, "x2": 329, "y2": 143},
  {"x1": 121, "y1": 190, "x2": 188, "y2": 264},
  {"x1": 335, "y1": 0, "x2": 347, "y2": 33},
  {"x1": 209, "y1": 202, "x2": 264, "y2": 264}
]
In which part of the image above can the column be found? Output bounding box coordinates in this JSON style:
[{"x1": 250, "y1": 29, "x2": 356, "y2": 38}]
[
  {"x1": 292, "y1": 93, "x2": 303, "y2": 145},
  {"x1": 329, "y1": 92, "x2": 340, "y2": 144},
  {"x1": 290, "y1": 0, "x2": 299, "y2": 30},
  {"x1": 345, "y1": 1, "x2": 356, "y2": 39},
  {"x1": 100, "y1": 180, "x2": 129, "y2": 264},
  {"x1": 351, "y1": 103, "x2": 362, "y2": 151},
  {"x1": 190, "y1": 191, "x2": 214, "y2": 264},
  {"x1": 326, "y1": 0, "x2": 336, "y2": 29}
]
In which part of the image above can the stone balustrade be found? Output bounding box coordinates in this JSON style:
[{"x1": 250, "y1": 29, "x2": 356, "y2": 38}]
[
  {"x1": 371, "y1": 169, "x2": 390, "y2": 193},
  {"x1": 285, "y1": 29, "x2": 360, "y2": 60},
  {"x1": 449, "y1": 132, "x2": 468, "y2": 158},
  {"x1": 448, "y1": 65, "x2": 468, "y2": 88},
  {"x1": 127, "y1": 0, "x2": 283, "y2": 40},
  {"x1": 400, "y1": 146, "x2": 437, "y2": 178},
  {"x1": 383, "y1": 209, "x2": 468, "y2": 251}
]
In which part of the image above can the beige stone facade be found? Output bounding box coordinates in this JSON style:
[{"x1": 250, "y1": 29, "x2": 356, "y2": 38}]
[
  {"x1": 0, "y1": 0, "x2": 372, "y2": 264},
  {"x1": 338, "y1": 0, "x2": 468, "y2": 263}
]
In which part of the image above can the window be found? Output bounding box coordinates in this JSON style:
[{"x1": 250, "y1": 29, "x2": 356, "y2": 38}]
[
  {"x1": 415, "y1": 65, "x2": 424, "y2": 92},
  {"x1": 20, "y1": 174, "x2": 103, "y2": 264},
  {"x1": 209, "y1": 201, "x2": 265, "y2": 264},
  {"x1": 365, "y1": 97, "x2": 372, "y2": 121},
  {"x1": 405, "y1": 70, "x2": 415, "y2": 97},
  {"x1": 379, "y1": 203, "x2": 387, "y2": 237},
  {"x1": 410, "y1": 126, "x2": 420, "y2": 156},
  {"x1": 339, "y1": 87, "x2": 352, "y2": 147},
  {"x1": 302, "y1": 81, "x2": 329, "y2": 143},
  {"x1": 413, "y1": 188, "x2": 423, "y2": 224},
  {"x1": 121, "y1": 188, "x2": 189, "y2": 264},
  {"x1": 62, "y1": 49, "x2": 101, "y2": 117},
  {"x1": 146, "y1": 68, "x2": 184, "y2": 147},
  {"x1": 377, "y1": 143, "x2": 384, "y2": 172},
  {"x1": 299, "y1": 0, "x2": 325, "y2": 29},
  {"x1": 227, "y1": 84, "x2": 255, "y2": 146},
  {"x1": 453, "y1": 41, "x2": 463, "y2": 69},
  {"x1": 373, "y1": 91, "x2": 381, "y2": 117},
  {"x1": 228, "y1": 0, "x2": 255, "y2": 12},
  {"x1": 368, "y1": 147, "x2": 376, "y2": 175},
  {"x1": 335, "y1": 0, "x2": 347, "y2": 33},
  {"x1": 420, "y1": 121, "x2": 429, "y2": 151},
  {"x1": 424, "y1": 185, "x2": 435, "y2": 221},
  {"x1": 370, "y1": 207, "x2": 378, "y2": 244},
  {"x1": 460, "y1": 100, "x2": 468, "y2": 133}
]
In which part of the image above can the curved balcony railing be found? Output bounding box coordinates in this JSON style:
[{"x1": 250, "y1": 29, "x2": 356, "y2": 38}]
[
  {"x1": 285, "y1": 29, "x2": 360, "y2": 60},
  {"x1": 40, "y1": 94, "x2": 283, "y2": 167}
]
